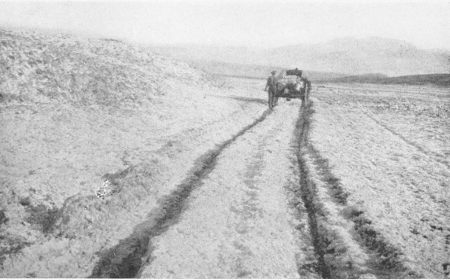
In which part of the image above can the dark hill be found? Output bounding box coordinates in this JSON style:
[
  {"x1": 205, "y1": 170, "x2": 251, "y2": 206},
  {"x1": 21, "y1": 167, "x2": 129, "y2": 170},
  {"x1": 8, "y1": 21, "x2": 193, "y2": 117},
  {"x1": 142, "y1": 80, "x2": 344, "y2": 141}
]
[{"x1": 325, "y1": 73, "x2": 450, "y2": 87}]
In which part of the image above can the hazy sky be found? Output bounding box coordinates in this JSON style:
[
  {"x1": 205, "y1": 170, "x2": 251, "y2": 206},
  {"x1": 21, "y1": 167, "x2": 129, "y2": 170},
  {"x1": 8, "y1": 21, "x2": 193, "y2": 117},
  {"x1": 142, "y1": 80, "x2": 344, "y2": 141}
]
[{"x1": 0, "y1": 0, "x2": 449, "y2": 49}]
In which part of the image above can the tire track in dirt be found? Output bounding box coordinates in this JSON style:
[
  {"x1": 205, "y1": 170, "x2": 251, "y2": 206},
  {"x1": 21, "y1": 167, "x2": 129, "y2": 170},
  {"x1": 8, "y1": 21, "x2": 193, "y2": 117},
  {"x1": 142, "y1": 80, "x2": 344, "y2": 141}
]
[
  {"x1": 292, "y1": 103, "x2": 330, "y2": 278},
  {"x1": 138, "y1": 102, "x2": 315, "y2": 278},
  {"x1": 294, "y1": 101, "x2": 421, "y2": 278},
  {"x1": 305, "y1": 143, "x2": 422, "y2": 278},
  {"x1": 89, "y1": 109, "x2": 271, "y2": 278}
]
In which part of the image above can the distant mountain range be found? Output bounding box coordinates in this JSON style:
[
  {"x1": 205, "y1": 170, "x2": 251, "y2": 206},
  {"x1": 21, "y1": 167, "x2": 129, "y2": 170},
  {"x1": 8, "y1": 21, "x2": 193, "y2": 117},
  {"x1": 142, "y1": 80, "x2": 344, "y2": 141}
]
[
  {"x1": 149, "y1": 37, "x2": 449, "y2": 76},
  {"x1": 186, "y1": 60, "x2": 347, "y2": 82}
]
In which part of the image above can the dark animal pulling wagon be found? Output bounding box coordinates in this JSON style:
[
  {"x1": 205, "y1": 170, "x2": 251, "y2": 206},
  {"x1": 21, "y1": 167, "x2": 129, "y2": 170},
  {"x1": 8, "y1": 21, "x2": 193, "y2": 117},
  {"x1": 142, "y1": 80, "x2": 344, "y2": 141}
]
[{"x1": 266, "y1": 69, "x2": 311, "y2": 109}]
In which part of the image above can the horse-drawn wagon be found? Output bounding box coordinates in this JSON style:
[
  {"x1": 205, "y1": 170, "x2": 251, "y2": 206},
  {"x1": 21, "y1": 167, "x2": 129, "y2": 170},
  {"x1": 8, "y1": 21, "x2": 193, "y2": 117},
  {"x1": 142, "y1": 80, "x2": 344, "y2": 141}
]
[{"x1": 267, "y1": 69, "x2": 311, "y2": 109}]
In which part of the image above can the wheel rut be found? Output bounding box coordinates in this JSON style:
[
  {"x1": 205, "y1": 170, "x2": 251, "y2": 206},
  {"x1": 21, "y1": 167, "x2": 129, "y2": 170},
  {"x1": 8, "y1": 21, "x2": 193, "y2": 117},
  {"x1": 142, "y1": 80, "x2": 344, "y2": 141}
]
[
  {"x1": 91, "y1": 98, "x2": 422, "y2": 279},
  {"x1": 293, "y1": 101, "x2": 421, "y2": 278},
  {"x1": 89, "y1": 109, "x2": 271, "y2": 278},
  {"x1": 292, "y1": 103, "x2": 331, "y2": 278},
  {"x1": 139, "y1": 102, "x2": 308, "y2": 278}
]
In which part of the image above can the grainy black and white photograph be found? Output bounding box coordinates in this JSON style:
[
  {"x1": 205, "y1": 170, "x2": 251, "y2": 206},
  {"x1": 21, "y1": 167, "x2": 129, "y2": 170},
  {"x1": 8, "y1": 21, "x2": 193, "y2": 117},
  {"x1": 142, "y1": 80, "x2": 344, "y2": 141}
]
[{"x1": 0, "y1": 0, "x2": 449, "y2": 278}]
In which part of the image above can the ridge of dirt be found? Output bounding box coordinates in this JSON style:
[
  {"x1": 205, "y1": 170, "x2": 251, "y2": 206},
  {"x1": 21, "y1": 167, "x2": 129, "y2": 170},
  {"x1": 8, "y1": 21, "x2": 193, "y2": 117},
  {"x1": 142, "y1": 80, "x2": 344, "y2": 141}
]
[
  {"x1": 307, "y1": 144, "x2": 422, "y2": 278},
  {"x1": 293, "y1": 103, "x2": 334, "y2": 278},
  {"x1": 293, "y1": 101, "x2": 421, "y2": 278},
  {"x1": 90, "y1": 109, "x2": 271, "y2": 278},
  {"x1": 0, "y1": 28, "x2": 213, "y2": 107}
]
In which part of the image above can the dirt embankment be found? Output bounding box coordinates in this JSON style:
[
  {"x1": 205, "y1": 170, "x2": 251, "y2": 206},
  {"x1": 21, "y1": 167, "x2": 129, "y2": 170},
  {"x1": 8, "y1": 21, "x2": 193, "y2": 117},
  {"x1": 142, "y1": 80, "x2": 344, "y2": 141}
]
[{"x1": 0, "y1": 28, "x2": 267, "y2": 277}]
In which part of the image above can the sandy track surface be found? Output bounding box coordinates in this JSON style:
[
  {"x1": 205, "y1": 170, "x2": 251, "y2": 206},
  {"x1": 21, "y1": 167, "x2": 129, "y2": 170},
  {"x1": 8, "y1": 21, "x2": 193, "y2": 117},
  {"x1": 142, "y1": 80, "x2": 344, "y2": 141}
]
[
  {"x1": 89, "y1": 100, "x2": 323, "y2": 278},
  {"x1": 92, "y1": 92, "x2": 434, "y2": 279},
  {"x1": 138, "y1": 102, "x2": 315, "y2": 278},
  {"x1": 88, "y1": 83, "x2": 445, "y2": 279}
]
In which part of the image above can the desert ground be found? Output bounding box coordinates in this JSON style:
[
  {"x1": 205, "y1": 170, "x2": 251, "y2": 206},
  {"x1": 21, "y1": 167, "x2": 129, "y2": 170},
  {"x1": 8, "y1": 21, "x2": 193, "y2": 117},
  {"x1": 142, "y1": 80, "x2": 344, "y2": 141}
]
[{"x1": 1, "y1": 29, "x2": 449, "y2": 278}]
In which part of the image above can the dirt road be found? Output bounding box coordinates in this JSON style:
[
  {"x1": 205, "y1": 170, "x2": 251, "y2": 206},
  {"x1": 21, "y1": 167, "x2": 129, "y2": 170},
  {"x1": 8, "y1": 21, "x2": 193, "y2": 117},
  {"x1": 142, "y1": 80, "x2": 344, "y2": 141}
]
[
  {"x1": 91, "y1": 97, "x2": 426, "y2": 279},
  {"x1": 90, "y1": 101, "x2": 318, "y2": 278},
  {"x1": 2, "y1": 76, "x2": 447, "y2": 278},
  {"x1": 138, "y1": 102, "x2": 312, "y2": 278}
]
